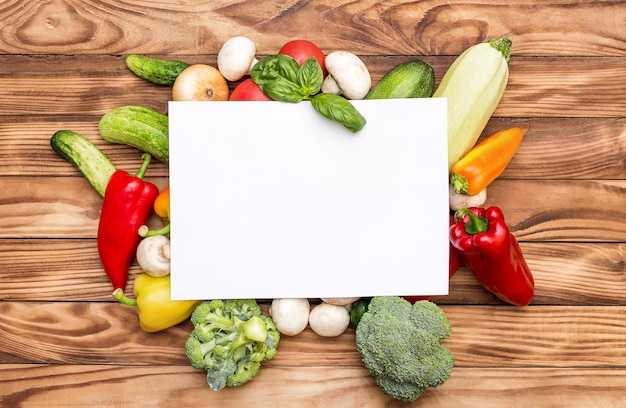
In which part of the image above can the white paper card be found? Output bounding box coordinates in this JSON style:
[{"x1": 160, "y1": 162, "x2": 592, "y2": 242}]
[{"x1": 168, "y1": 98, "x2": 449, "y2": 300}]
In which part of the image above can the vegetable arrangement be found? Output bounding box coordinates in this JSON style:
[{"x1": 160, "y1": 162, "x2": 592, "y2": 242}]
[{"x1": 49, "y1": 34, "x2": 535, "y2": 402}]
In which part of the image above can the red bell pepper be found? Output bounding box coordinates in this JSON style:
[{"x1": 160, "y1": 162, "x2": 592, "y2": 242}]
[
  {"x1": 97, "y1": 154, "x2": 159, "y2": 291},
  {"x1": 450, "y1": 206, "x2": 534, "y2": 306},
  {"x1": 403, "y1": 215, "x2": 463, "y2": 304}
]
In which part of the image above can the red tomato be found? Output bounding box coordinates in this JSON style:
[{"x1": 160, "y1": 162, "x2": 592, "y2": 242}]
[
  {"x1": 278, "y1": 39, "x2": 327, "y2": 77},
  {"x1": 229, "y1": 78, "x2": 272, "y2": 101}
]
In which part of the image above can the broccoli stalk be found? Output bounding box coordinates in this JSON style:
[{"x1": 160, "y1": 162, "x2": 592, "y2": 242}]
[
  {"x1": 355, "y1": 296, "x2": 454, "y2": 402},
  {"x1": 184, "y1": 299, "x2": 280, "y2": 391}
]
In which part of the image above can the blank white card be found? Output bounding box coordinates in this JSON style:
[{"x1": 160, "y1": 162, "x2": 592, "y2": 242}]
[{"x1": 168, "y1": 98, "x2": 449, "y2": 300}]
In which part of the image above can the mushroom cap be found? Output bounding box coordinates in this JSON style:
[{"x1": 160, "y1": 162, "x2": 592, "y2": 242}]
[
  {"x1": 320, "y1": 297, "x2": 360, "y2": 306},
  {"x1": 323, "y1": 51, "x2": 371, "y2": 100},
  {"x1": 321, "y1": 75, "x2": 342, "y2": 95},
  {"x1": 269, "y1": 298, "x2": 311, "y2": 336},
  {"x1": 136, "y1": 235, "x2": 171, "y2": 277},
  {"x1": 308, "y1": 302, "x2": 350, "y2": 337},
  {"x1": 217, "y1": 36, "x2": 257, "y2": 82}
]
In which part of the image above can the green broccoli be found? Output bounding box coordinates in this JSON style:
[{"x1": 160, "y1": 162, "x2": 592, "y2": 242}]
[
  {"x1": 184, "y1": 299, "x2": 280, "y2": 391},
  {"x1": 355, "y1": 296, "x2": 454, "y2": 402}
]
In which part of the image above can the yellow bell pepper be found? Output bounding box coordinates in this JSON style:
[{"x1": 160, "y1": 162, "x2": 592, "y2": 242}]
[{"x1": 113, "y1": 273, "x2": 201, "y2": 332}]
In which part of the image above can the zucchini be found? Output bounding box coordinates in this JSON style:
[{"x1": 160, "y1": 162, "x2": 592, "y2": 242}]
[
  {"x1": 50, "y1": 130, "x2": 116, "y2": 197},
  {"x1": 365, "y1": 60, "x2": 435, "y2": 99},
  {"x1": 98, "y1": 105, "x2": 169, "y2": 163},
  {"x1": 125, "y1": 54, "x2": 190, "y2": 86},
  {"x1": 433, "y1": 37, "x2": 512, "y2": 170}
]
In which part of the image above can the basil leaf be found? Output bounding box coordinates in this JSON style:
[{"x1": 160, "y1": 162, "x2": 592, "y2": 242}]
[
  {"x1": 311, "y1": 93, "x2": 366, "y2": 133},
  {"x1": 251, "y1": 54, "x2": 300, "y2": 86},
  {"x1": 297, "y1": 57, "x2": 324, "y2": 97},
  {"x1": 262, "y1": 78, "x2": 306, "y2": 103}
]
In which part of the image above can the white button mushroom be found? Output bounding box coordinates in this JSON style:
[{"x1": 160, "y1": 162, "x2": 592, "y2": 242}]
[
  {"x1": 136, "y1": 235, "x2": 171, "y2": 277},
  {"x1": 322, "y1": 51, "x2": 371, "y2": 100},
  {"x1": 449, "y1": 183, "x2": 488, "y2": 211},
  {"x1": 217, "y1": 36, "x2": 258, "y2": 82},
  {"x1": 320, "y1": 297, "x2": 360, "y2": 306},
  {"x1": 308, "y1": 302, "x2": 351, "y2": 337},
  {"x1": 269, "y1": 298, "x2": 311, "y2": 336}
]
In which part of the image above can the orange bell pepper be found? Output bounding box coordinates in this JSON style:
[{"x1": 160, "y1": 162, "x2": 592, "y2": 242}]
[{"x1": 450, "y1": 127, "x2": 525, "y2": 196}]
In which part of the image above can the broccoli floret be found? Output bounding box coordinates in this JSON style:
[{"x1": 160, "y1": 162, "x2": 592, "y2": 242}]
[
  {"x1": 355, "y1": 296, "x2": 454, "y2": 402},
  {"x1": 374, "y1": 374, "x2": 427, "y2": 402},
  {"x1": 410, "y1": 300, "x2": 452, "y2": 342},
  {"x1": 185, "y1": 299, "x2": 280, "y2": 391}
]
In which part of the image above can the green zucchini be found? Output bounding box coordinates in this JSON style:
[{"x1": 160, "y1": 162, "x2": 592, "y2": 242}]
[
  {"x1": 125, "y1": 54, "x2": 190, "y2": 86},
  {"x1": 365, "y1": 60, "x2": 435, "y2": 99},
  {"x1": 98, "y1": 105, "x2": 169, "y2": 163},
  {"x1": 433, "y1": 37, "x2": 512, "y2": 170},
  {"x1": 50, "y1": 130, "x2": 116, "y2": 197}
]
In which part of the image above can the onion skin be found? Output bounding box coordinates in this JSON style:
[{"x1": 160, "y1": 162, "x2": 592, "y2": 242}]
[{"x1": 172, "y1": 64, "x2": 229, "y2": 101}]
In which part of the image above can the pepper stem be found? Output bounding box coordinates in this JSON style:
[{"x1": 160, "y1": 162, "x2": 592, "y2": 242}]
[
  {"x1": 454, "y1": 208, "x2": 488, "y2": 235},
  {"x1": 138, "y1": 223, "x2": 171, "y2": 237},
  {"x1": 135, "y1": 153, "x2": 152, "y2": 179},
  {"x1": 112, "y1": 288, "x2": 138, "y2": 307},
  {"x1": 450, "y1": 173, "x2": 469, "y2": 194}
]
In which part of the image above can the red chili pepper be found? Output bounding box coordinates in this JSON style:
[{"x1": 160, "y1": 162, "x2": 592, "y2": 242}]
[
  {"x1": 97, "y1": 154, "x2": 159, "y2": 291},
  {"x1": 403, "y1": 215, "x2": 463, "y2": 304},
  {"x1": 450, "y1": 206, "x2": 534, "y2": 306}
]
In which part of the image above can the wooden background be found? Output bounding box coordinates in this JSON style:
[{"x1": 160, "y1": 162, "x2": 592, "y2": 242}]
[{"x1": 1, "y1": 1, "x2": 625, "y2": 407}]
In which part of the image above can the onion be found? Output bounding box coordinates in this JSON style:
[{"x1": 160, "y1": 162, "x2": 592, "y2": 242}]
[{"x1": 172, "y1": 64, "x2": 229, "y2": 101}]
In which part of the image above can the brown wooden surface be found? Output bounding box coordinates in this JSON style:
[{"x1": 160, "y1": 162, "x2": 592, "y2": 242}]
[{"x1": 1, "y1": 1, "x2": 625, "y2": 407}]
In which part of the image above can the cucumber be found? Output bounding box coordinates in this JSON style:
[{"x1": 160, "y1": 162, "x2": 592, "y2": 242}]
[
  {"x1": 98, "y1": 105, "x2": 169, "y2": 163},
  {"x1": 365, "y1": 60, "x2": 435, "y2": 99},
  {"x1": 125, "y1": 54, "x2": 190, "y2": 86},
  {"x1": 433, "y1": 37, "x2": 512, "y2": 170},
  {"x1": 50, "y1": 130, "x2": 116, "y2": 197}
]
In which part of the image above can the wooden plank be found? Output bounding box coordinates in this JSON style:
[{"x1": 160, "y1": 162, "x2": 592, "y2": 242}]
[
  {"x1": 3, "y1": 115, "x2": 624, "y2": 180},
  {"x1": 0, "y1": 176, "x2": 168, "y2": 239},
  {"x1": 1, "y1": 55, "x2": 624, "y2": 117},
  {"x1": 485, "y1": 117, "x2": 626, "y2": 180},
  {"x1": 1, "y1": 241, "x2": 624, "y2": 305},
  {"x1": 0, "y1": 115, "x2": 169, "y2": 177},
  {"x1": 1, "y1": 176, "x2": 624, "y2": 240},
  {"x1": 0, "y1": 0, "x2": 623, "y2": 56},
  {"x1": 485, "y1": 179, "x2": 626, "y2": 241},
  {"x1": 1, "y1": 365, "x2": 626, "y2": 408},
  {"x1": 2, "y1": 303, "x2": 625, "y2": 368}
]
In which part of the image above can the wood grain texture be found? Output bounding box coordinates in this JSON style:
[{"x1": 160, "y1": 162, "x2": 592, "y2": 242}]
[
  {"x1": 2, "y1": 303, "x2": 625, "y2": 368},
  {"x1": 2, "y1": 365, "x2": 626, "y2": 408},
  {"x1": 0, "y1": 0, "x2": 623, "y2": 56}
]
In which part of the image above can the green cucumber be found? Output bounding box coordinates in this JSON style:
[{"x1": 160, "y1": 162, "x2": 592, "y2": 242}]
[
  {"x1": 125, "y1": 54, "x2": 190, "y2": 86},
  {"x1": 98, "y1": 105, "x2": 169, "y2": 163},
  {"x1": 365, "y1": 60, "x2": 435, "y2": 99},
  {"x1": 50, "y1": 130, "x2": 116, "y2": 197}
]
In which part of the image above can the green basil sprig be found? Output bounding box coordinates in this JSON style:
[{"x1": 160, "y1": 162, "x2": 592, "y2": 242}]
[{"x1": 250, "y1": 54, "x2": 366, "y2": 132}]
